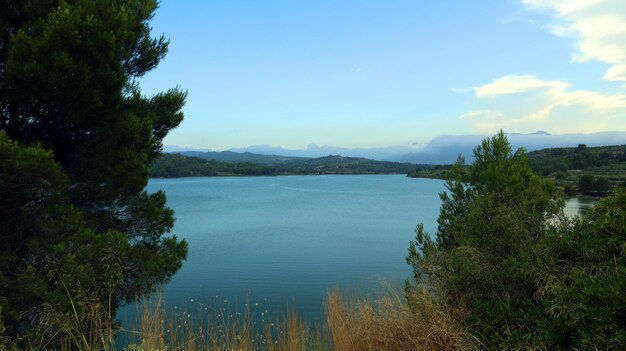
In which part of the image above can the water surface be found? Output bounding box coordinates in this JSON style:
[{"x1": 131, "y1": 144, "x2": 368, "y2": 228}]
[
  {"x1": 117, "y1": 176, "x2": 600, "y2": 343},
  {"x1": 564, "y1": 197, "x2": 597, "y2": 217},
  {"x1": 120, "y1": 177, "x2": 598, "y2": 319},
  {"x1": 120, "y1": 175, "x2": 444, "y2": 324}
]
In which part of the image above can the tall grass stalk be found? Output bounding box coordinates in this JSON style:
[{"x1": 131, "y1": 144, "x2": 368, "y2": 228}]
[
  {"x1": 2, "y1": 287, "x2": 474, "y2": 350},
  {"x1": 325, "y1": 288, "x2": 474, "y2": 351},
  {"x1": 120, "y1": 287, "x2": 473, "y2": 351}
]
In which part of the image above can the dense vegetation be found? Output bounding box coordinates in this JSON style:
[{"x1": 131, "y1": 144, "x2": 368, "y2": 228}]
[
  {"x1": 407, "y1": 132, "x2": 626, "y2": 349},
  {"x1": 529, "y1": 143, "x2": 626, "y2": 174},
  {"x1": 0, "y1": 1, "x2": 187, "y2": 347},
  {"x1": 530, "y1": 144, "x2": 626, "y2": 195},
  {"x1": 407, "y1": 164, "x2": 453, "y2": 179},
  {"x1": 151, "y1": 153, "x2": 415, "y2": 177},
  {"x1": 150, "y1": 154, "x2": 277, "y2": 177},
  {"x1": 409, "y1": 143, "x2": 626, "y2": 195}
]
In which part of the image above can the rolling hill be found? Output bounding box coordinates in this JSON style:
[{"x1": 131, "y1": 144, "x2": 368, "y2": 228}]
[{"x1": 151, "y1": 153, "x2": 416, "y2": 178}]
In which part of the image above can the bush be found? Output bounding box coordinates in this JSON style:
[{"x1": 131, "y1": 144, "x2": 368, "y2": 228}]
[
  {"x1": 407, "y1": 131, "x2": 562, "y2": 348},
  {"x1": 594, "y1": 177, "x2": 611, "y2": 192},
  {"x1": 539, "y1": 189, "x2": 626, "y2": 349},
  {"x1": 578, "y1": 174, "x2": 595, "y2": 192},
  {"x1": 408, "y1": 132, "x2": 626, "y2": 349}
]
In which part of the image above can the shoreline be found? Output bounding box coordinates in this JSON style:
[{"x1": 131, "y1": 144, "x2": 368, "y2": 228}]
[{"x1": 150, "y1": 172, "x2": 413, "y2": 179}]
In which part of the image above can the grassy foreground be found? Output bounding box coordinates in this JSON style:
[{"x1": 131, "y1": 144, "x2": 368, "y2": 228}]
[
  {"x1": 122, "y1": 289, "x2": 473, "y2": 351},
  {"x1": 1, "y1": 288, "x2": 473, "y2": 351}
]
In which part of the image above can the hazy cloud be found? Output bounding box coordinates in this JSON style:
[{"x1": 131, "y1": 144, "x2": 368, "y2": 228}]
[
  {"x1": 474, "y1": 75, "x2": 566, "y2": 98},
  {"x1": 464, "y1": 75, "x2": 626, "y2": 133},
  {"x1": 523, "y1": 0, "x2": 626, "y2": 81}
]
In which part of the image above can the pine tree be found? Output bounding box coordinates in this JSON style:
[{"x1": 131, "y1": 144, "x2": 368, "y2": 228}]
[
  {"x1": 0, "y1": 1, "x2": 187, "y2": 344},
  {"x1": 407, "y1": 131, "x2": 562, "y2": 347}
]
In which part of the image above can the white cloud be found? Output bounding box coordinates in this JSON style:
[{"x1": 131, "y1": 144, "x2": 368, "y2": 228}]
[
  {"x1": 458, "y1": 1, "x2": 626, "y2": 134},
  {"x1": 522, "y1": 0, "x2": 626, "y2": 81},
  {"x1": 464, "y1": 75, "x2": 626, "y2": 133},
  {"x1": 474, "y1": 75, "x2": 567, "y2": 97},
  {"x1": 523, "y1": 0, "x2": 603, "y2": 15}
]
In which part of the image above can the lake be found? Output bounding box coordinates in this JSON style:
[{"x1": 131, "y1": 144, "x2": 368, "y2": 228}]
[
  {"x1": 119, "y1": 175, "x2": 443, "y2": 322},
  {"x1": 117, "y1": 175, "x2": 593, "y2": 330}
]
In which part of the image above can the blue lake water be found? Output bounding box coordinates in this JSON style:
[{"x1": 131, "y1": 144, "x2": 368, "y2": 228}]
[
  {"x1": 117, "y1": 175, "x2": 591, "y2": 334},
  {"x1": 118, "y1": 175, "x2": 444, "y2": 325}
]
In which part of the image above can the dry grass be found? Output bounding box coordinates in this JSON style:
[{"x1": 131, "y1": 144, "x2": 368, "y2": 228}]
[
  {"x1": 2, "y1": 287, "x2": 475, "y2": 350},
  {"x1": 264, "y1": 308, "x2": 311, "y2": 351},
  {"x1": 22, "y1": 287, "x2": 116, "y2": 351},
  {"x1": 124, "y1": 295, "x2": 258, "y2": 350},
  {"x1": 119, "y1": 287, "x2": 474, "y2": 351},
  {"x1": 325, "y1": 289, "x2": 474, "y2": 351},
  {"x1": 121, "y1": 295, "x2": 324, "y2": 351}
]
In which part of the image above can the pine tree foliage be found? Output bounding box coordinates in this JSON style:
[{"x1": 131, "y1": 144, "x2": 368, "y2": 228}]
[
  {"x1": 0, "y1": 1, "x2": 187, "y2": 344},
  {"x1": 407, "y1": 131, "x2": 563, "y2": 347}
]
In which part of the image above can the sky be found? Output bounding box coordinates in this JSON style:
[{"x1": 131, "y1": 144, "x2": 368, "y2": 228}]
[{"x1": 139, "y1": 0, "x2": 626, "y2": 150}]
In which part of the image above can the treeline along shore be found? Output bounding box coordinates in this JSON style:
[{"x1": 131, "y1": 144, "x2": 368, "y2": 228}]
[{"x1": 149, "y1": 153, "x2": 417, "y2": 177}]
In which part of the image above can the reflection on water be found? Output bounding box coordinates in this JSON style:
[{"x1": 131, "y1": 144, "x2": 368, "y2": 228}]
[{"x1": 563, "y1": 197, "x2": 597, "y2": 217}]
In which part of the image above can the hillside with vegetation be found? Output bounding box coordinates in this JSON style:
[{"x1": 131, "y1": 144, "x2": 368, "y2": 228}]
[
  {"x1": 274, "y1": 155, "x2": 415, "y2": 174},
  {"x1": 150, "y1": 154, "x2": 278, "y2": 177},
  {"x1": 409, "y1": 143, "x2": 626, "y2": 196},
  {"x1": 528, "y1": 143, "x2": 626, "y2": 195},
  {"x1": 150, "y1": 153, "x2": 415, "y2": 177}
]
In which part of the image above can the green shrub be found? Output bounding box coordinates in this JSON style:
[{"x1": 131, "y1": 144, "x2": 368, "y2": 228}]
[{"x1": 539, "y1": 189, "x2": 626, "y2": 349}]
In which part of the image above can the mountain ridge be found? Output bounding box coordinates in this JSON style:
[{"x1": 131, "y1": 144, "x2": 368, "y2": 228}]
[{"x1": 165, "y1": 131, "x2": 626, "y2": 164}]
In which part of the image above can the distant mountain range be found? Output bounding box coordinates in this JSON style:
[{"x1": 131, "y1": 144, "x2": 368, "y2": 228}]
[
  {"x1": 165, "y1": 131, "x2": 626, "y2": 165},
  {"x1": 228, "y1": 144, "x2": 417, "y2": 161},
  {"x1": 178, "y1": 150, "x2": 308, "y2": 165}
]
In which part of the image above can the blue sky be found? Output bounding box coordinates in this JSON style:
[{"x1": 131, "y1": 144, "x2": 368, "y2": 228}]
[{"x1": 140, "y1": 0, "x2": 626, "y2": 150}]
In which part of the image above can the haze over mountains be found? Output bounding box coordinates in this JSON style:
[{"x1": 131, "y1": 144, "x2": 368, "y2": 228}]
[
  {"x1": 229, "y1": 144, "x2": 417, "y2": 162},
  {"x1": 165, "y1": 131, "x2": 626, "y2": 164},
  {"x1": 399, "y1": 131, "x2": 626, "y2": 164}
]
